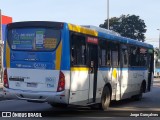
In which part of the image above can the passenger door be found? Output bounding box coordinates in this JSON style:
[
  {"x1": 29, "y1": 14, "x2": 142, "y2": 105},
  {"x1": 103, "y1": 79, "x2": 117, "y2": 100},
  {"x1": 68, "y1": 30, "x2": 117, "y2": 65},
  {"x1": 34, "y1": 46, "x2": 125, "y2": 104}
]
[
  {"x1": 69, "y1": 34, "x2": 89, "y2": 105},
  {"x1": 88, "y1": 43, "x2": 98, "y2": 103}
]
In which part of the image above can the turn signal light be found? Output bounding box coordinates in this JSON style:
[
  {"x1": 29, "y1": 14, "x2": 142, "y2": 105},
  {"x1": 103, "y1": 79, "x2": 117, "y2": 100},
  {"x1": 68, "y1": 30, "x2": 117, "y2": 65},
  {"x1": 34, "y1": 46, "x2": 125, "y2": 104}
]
[
  {"x1": 3, "y1": 69, "x2": 9, "y2": 88},
  {"x1": 57, "y1": 71, "x2": 65, "y2": 92}
]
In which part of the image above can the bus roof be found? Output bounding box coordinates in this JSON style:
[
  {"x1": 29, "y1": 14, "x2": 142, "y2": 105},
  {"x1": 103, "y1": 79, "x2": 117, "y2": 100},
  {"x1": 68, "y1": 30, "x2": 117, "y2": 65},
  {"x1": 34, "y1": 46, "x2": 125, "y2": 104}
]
[
  {"x1": 83, "y1": 25, "x2": 153, "y2": 49},
  {"x1": 7, "y1": 21, "x2": 153, "y2": 49}
]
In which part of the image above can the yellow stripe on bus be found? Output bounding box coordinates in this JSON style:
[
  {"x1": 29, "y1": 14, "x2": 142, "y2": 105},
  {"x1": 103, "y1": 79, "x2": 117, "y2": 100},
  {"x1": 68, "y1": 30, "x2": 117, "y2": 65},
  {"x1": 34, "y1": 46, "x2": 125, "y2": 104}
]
[
  {"x1": 112, "y1": 68, "x2": 117, "y2": 79},
  {"x1": 56, "y1": 41, "x2": 62, "y2": 70},
  {"x1": 71, "y1": 67, "x2": 89, "y2": 71},
  {"x1": 68, "y1": 24, "x2": 98, "y2": 36},
  {"x1": 6, "y1": 42, "x2": 10, "y2": 68}
]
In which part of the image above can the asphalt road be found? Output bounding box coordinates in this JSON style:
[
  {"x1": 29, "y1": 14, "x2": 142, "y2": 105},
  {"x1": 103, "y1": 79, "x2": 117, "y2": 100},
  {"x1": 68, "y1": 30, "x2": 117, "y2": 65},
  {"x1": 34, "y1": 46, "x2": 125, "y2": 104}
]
[{"x1": 0, "y1": 79, "x2": 159, "y2": 119}]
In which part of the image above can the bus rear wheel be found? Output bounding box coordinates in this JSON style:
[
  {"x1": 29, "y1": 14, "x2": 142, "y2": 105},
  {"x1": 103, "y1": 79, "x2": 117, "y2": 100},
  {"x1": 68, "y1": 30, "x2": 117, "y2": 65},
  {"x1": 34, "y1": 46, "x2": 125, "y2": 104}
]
[{"x1": 101, "y1": 86, "x2": 111, "y2": 111}]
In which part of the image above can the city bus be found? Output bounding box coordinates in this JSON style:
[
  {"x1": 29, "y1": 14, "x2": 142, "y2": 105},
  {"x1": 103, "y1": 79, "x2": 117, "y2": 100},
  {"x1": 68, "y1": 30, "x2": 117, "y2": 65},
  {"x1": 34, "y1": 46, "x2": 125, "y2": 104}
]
[{"x1": 3, "y1": 21, "x2": 154, "y2": 110}]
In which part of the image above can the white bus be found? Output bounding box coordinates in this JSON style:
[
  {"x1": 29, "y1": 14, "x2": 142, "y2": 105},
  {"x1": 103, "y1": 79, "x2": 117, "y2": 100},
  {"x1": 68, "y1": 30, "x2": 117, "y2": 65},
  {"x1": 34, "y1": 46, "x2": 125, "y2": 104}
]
[{"x1": 3, "y1": 21, "x2": 154, "y2": 110}]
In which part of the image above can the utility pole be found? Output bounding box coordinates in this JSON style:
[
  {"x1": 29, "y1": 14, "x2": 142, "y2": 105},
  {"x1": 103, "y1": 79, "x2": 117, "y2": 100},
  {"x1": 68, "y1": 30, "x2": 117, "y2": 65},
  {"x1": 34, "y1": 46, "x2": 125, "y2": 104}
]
[
  {"x1": 107, "y1": 0, "x2": 109, "y2": 30},
  {"x1": 157, "y1": 29, "x2": 160, "y2": 50}
]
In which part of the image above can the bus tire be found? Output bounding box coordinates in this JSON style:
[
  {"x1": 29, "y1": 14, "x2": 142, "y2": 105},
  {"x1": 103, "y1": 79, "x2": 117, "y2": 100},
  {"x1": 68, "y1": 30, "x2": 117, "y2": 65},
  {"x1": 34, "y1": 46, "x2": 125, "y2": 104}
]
[
  {"x1": 49, "y1": 103, "x2": 68, "y2": 108},
  {"x1": 101, "y1": 86, "x2": 111, "y2": 111}
]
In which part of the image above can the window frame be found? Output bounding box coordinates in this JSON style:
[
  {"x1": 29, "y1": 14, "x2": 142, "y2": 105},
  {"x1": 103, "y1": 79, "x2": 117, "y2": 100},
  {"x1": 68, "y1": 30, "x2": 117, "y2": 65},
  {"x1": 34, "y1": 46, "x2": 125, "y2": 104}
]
[
  {"x1": 98, "y1": 38, "x2": 112, "y2": 67},
  {"x1": 70, "y1": 32, "x2": 88, "y2": 67},
  {"x1": 128, "y1": 45, "x2": 148, "y2": 68},
  {"x1": 7, "y1": 27, "x2": 61, "y2": 52},
  {"x1": 110, "y1": 42, "x2": 120, "y2": 68},
  {"x1": 120, "y1": 44, "x2": 129, "y2": 68}
]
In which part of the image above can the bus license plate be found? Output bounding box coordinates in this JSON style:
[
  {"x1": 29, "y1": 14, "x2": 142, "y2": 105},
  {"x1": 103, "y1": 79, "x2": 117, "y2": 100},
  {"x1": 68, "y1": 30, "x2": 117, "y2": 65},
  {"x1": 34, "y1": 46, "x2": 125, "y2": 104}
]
[{"x1": 27, "y1": 83, "x2": 37, "y2": 87}]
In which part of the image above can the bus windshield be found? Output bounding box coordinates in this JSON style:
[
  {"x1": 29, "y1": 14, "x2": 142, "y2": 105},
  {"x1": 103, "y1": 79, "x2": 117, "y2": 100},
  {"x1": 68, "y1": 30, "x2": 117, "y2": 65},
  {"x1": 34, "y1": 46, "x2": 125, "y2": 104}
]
[{"x1": 8, "y1": 28, "x2": 61, "y2": 51}]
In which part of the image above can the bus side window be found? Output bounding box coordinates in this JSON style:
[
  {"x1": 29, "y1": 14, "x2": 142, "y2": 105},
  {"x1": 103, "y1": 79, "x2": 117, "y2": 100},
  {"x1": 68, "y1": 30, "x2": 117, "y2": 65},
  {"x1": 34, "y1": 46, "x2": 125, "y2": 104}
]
[
  {"x1": 106, "y1": 50, "x2": 111, "y2": 66},
  {"x1": 121, "y1": 44, "x2": 128, "y2": 67},
  {"x1": 99, "y1": 40, "x2": 107, "y2": 66},
  {"x1": 71, "y1": 34, "x2": 87, "y2": 66},
  {"x1": 129, "y1": 46, "x2": 139, "y2": 66},
  {"x1": 129, "y1": 46, "x2": 147, "y2": 67},
  {"x1": 139, "y1": 48, "x2": 147, "y2": 67},
  {"x1": 99, "y1": 39, "x2": 111, "y2": 67},
  {"x1": 71, "y1": 46, "x2": 75, "y2": 65},
  {"x1": 111, "y1": 43, "x2": 119, "y2": 67}
]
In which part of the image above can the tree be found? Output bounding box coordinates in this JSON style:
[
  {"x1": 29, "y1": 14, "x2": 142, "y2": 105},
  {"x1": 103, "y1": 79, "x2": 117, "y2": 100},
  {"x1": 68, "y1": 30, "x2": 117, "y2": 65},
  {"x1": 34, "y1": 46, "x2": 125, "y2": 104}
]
[
  {"x1": 154, "y1": 48, "x2": 160, "y2": 59},
  {"x1": 99, "y1": 14, "x2": 147, "y2": 42}
]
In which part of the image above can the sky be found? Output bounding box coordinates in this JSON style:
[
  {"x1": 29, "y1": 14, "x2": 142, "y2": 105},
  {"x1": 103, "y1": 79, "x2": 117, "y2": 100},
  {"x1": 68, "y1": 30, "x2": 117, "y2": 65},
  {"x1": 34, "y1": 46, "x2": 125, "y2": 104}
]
[{"x1": 0, "y1": 0, "x2": 160, "y2": 47}]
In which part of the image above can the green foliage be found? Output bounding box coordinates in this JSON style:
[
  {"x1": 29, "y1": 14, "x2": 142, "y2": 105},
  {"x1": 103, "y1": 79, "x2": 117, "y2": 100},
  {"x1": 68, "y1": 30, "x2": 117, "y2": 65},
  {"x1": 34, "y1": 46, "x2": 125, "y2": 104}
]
[{"x1": 99, "y1": 14, "x2": 147, "y2": 42}]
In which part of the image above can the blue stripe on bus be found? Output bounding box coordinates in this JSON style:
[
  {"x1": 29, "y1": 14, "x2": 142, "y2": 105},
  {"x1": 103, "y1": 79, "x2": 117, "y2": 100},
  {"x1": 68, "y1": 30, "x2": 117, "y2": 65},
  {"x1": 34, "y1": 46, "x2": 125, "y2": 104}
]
[
  {"x1": 98, "y1": 67, "x2": 147, "y2": 71},
  {"x1": 60, "y1": 23, "x2": 70, "y2": 70},
  {"x1": 3, "y1": 25, "x2": 7, "y2": 68},
  {"x1": 10, "y1": 51, "x2": 56, "y2": 70},
  {"x1": 128, "y1": 67, "x2": 147, "y2": 70},
  {"x1": 98, "y1": 68, "x2": 111, "y2": 71},
  {"x1": 98, "y1": 32, "x2": 153, "y2": 49},
  {"x1": 2, "y1": 24, "x2": 7, "y2": 41},
  {"x1": 10, "y1": 51, "x2": 55, "y2": 62},
  {"x1": 99, "y1": 68, "x2": 128, "y2": 71},
  {"x1": 10, "y1": 61, "x2": 55, "y2": 69}
]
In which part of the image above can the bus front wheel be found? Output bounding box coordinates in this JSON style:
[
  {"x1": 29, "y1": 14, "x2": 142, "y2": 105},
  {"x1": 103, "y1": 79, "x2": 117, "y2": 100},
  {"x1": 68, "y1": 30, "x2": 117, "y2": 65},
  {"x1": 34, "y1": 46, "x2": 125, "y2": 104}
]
[{"x1": 101, "y1": 86, "x2": 111, "y2": 111}]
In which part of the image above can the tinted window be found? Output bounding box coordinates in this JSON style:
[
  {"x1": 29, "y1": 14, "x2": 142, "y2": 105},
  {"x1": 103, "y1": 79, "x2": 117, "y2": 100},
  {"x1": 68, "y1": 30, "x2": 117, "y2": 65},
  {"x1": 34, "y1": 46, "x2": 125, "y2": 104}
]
[
  {"x1": 8, "y1": 28, "x2": 61, "y2": 51},
  {"x1": 129, "y1": 46, "x2": 139, "y2": 66},
  {"x1": 129, "y1": 46, "x2": 147, "y2": 67},
  {"x1": 71, "y1": 34, "x2": 87, "y2": 66},
  {"x1": 121, "y1": 44, "x2": 128, "y2": 67},
  {"x1": 139, "y1": 48, "x2": 147, "y2": 66},
  {"x1": 111, "y1": 43, "x2": 119, "y2": 67},
  {"x1": 99, "y1": 40, "x2": 111, "y2": 66}
]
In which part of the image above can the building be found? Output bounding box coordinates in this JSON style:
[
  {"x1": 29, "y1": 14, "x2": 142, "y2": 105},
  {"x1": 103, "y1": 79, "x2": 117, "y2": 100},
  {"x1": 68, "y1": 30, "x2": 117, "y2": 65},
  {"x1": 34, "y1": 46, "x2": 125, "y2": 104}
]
[{"x1": 0, "y1": 11, "x2": 12, "y2": 82}]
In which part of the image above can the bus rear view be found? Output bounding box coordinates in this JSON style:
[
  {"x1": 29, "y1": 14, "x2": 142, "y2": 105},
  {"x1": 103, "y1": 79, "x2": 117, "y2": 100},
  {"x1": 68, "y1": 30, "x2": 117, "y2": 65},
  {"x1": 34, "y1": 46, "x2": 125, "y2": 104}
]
[
  {"x1": 3, "y1": 21, "x2": 154, "y2": 110},
  {"x1": 3, "y1": 22, "x2": 70, "y2": 106}
]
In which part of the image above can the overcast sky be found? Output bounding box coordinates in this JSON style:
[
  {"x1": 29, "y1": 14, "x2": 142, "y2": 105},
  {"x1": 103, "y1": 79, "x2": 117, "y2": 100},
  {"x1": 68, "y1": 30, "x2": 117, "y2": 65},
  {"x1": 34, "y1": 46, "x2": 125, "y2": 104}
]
[{"x1": 0, "y1": 0, "x2": 160, "y2": 47}]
